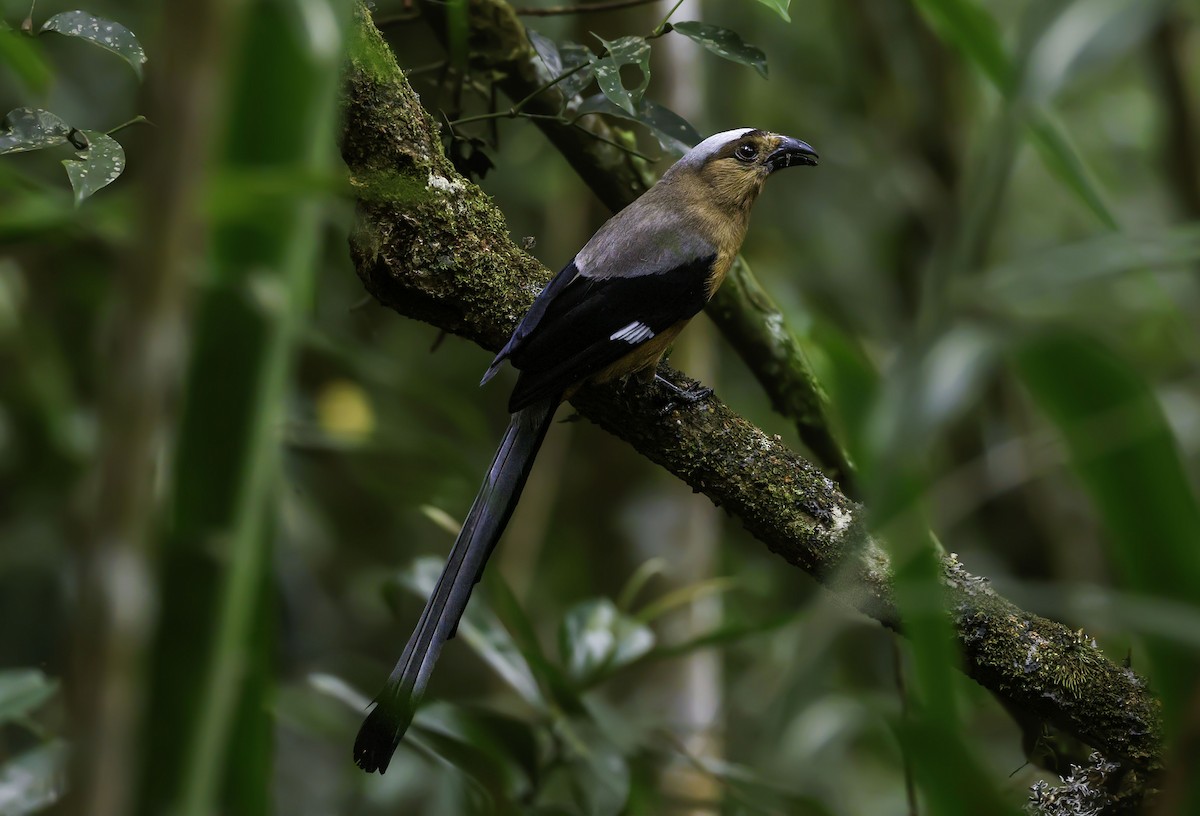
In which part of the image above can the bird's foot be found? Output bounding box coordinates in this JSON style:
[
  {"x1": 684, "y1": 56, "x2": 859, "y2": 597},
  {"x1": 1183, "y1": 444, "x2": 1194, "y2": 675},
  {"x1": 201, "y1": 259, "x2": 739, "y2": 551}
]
[{"x1": 654, "y1": 374, "x2": 713, "y2": 414}]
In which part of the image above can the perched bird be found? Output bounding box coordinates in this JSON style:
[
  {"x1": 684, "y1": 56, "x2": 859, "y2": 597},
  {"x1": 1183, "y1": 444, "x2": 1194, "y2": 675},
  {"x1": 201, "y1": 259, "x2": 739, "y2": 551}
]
[{"x1": 354, "y1": 128, "x2": 818, "y2": 773}]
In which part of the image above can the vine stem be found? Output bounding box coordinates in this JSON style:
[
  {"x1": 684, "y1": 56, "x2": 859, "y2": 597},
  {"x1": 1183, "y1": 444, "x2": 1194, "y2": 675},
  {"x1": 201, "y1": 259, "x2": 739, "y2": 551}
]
[
  {"x1": 448, "y1": 9, "x2": 675, "y2": 130},
  {"x1": 448, "y1": 110, "x2": 562, "y2": 127},
  {"x1": 106, "y1": 115, "x2": 152, "y2": 137},
  {"x1": 568, "y1": 120, "x2": 657, "y2": 160},
  {"x1": 515, "y1": 0, "x2": 663, "y2": 15},
  {"x1": 652, "y1": 0, "x2": 687, "y2": 35},
  {"x1": 446, "y1": 1, "x2": 680, "y2": 163}
]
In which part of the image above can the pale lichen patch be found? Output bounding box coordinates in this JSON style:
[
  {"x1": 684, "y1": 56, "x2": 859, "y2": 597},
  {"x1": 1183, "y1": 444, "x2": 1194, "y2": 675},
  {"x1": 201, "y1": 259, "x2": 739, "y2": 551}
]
[
  {"x1": 427, "y1": 173, "x2": 463, "y2": 194},
  {"x1": 828, "y1": 504, "x2": 853, "y2": 535}
]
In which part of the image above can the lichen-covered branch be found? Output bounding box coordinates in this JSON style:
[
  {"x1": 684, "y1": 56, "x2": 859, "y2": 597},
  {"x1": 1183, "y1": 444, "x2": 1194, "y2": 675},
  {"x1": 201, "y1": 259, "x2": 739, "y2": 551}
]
[
  {"x1": 342, "y1": 5, "x2": 1163, "y2": 786},
  {"x1": 415, "y1": 0, "x2": 856, "y2": 490}
]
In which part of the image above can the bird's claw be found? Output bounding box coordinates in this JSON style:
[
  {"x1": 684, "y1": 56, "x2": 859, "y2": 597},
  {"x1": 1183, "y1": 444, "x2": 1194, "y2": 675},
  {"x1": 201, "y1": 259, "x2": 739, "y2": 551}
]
[{"x1": 654, "y1": 374, "x2": 713, "y2": 414}]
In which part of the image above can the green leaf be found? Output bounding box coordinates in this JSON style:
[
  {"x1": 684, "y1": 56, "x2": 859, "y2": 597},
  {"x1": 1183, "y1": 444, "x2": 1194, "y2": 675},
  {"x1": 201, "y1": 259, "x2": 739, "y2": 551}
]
[
  {"x1": 0, "y1": 740, "x2": 68, "y2": 815},
  {"x1": 634, "y1": 576, "x2": 740, "y2": 623},
  {"x1": 0, "y1": 27, "x2": 52, "y2": 92},
  {"x1": 0, "y1": 669, "x2": 58, "y2": 726},
  {"x1": 912, "y1": 0, "x2": 1121, "y2": 232},
  {"x1": 485, "y1": 570, "x2": 579, "y2": 707},
  {"x1": 140, "y1": 2, "x2": 348, "y2": 812},
  {"x1": 982, "y1": 223, "x2": 1200, "y2": 305},
  {"x1": 527, "y1": 27, "x2": 561, "y2": 76},
  {"x1": 909, "y1": 0, "x2": 1011, "y2": 91},
  {"x1": 1015, "y1": 330, "x2": 1200, "y2": 718},
  {"x1": 404, "y1": 558, "x2": 545, "y2": 709},
  {"x1": 667, "y1": 751, "x2": 838, "y2": 815},
  {"x1": 614, "y1": 557, "x2": 667, "y2": 612},
  {"x1": 409, "y1": 704, "x2": 536, "y2": 811},
  {"x1": 574, "y1": 94, "x2": 700, "y2": 156},
  {"x1": 40, "y1": 11, "x2": 147, "y2": 79},
  {"x1": 642, "y1": 612, "x2": 795, "y2": 661},
  {"x1": 671, "y1": 21, "x2": 768, "y2": 78},
  {"x1": 750, "y1": 0, "x2": 791, "y2": 22},
  {"x1": 0, "y1": 107, "x2": 71, "y2": 155},
  {"x1": 870, "y1": 324, "x2": 1002, "y2": 462},
  {"x1": 808, "y1": 321, "x2": 881, "y2": 474},
  {"x1": 458, "y1": 616, "x2": 545, "y2": 710},
  {"x1": 1027, "y1": 112, "x2": 1118, "y2": 229},
  {"x1": 591, "y1": 35, "x2": 650, "y2": 116},
  {"x1": 1021, "y1": 0, "x2": 1167, "y2": 104},
  {"x1": 61, "y1": 131, "x2": 126, "y2": 205},
  {"x1": 895, "y1": 719, "x2": 1019, "y2": 816},
  {"x1": 529, "y1": 33, "x2": 597, "y2": 108},
  {"x1": 559, "y1": 598, "x2": 654, "y2": 684},
  {"x1": 303, "y1": 672, "x2": 370, "y2": 714},
  {"x1": 560, "y1": 720, "x2": 631, "y2": 816}
]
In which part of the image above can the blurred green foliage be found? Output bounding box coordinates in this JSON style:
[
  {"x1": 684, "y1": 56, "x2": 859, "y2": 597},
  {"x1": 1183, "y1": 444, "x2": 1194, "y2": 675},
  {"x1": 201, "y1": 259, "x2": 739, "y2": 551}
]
[{"x1": 1, "y1": 0, "x2": 1199, "y2": 814}]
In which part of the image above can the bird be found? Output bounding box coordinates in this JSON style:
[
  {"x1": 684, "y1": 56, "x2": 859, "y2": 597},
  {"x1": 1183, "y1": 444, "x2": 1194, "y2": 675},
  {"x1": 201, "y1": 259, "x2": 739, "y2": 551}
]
[{"x1": 354, "y1": 128, "x2": 818, "y2": 773}]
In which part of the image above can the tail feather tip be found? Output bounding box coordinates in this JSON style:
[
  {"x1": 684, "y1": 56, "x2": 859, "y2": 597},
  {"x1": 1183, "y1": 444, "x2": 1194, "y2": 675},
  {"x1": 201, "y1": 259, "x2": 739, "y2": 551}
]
[{"x1": 353, "y1": 699, "x2": 413, "y2": 774}]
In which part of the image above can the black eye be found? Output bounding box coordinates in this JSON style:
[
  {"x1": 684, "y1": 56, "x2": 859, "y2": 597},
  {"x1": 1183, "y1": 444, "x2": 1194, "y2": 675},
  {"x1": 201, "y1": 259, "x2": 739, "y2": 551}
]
[{"x1": 734, "y1": 143, "x2": 758, "y2": 162}]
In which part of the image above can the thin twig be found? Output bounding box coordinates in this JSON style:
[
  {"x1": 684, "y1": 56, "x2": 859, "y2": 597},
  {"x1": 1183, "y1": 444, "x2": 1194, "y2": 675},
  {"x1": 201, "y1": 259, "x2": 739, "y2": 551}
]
[
  {"x1": 515, "y1": 0, "x2": 663, "y2": 16},
  {"x1": 515, "y1": 58, "x2": 591, "y2": 108},
  {"x1": 569, "y1": 119, "x2": 657, "y2": 160},
  {"x1": 403, "y1": 60, "x2": 448, "y2": 76},
  {"x1": 447, "y1": 109, "x2": 562, "y2": 126},
  {"x1": 447, "y1": 108, "x2": 658, "y2": 161},
  {"x1": 106, "y1": 115, "x2": 152, "y2": 137},
  {"x1": 447, "y1": 59, "x2": 592, "y2": 128},
  {"x1": 652, "y1": 0, "x2": 686, "y2": 35}
]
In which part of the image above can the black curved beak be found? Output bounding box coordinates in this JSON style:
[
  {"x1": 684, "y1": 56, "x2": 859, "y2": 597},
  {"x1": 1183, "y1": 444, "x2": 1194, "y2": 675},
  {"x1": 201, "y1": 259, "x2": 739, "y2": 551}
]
[{"x1": 766, "y1": 137, "x2": 818, "y2": 172}]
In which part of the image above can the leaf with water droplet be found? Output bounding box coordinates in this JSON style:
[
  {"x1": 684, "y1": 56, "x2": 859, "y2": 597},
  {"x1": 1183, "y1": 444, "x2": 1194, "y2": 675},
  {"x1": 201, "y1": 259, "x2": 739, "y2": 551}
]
[
  {"x1": 0, "y1": 107, "x2": 71, "y2": 154},
  {"x1": 61, "y1": 131, "x2": 125, "y2": 205},
  {"x1": 591, "y1": 34, "x2": 650, "y2": 116},
  {"x1": 528, "y1": 31, "x2": 598, "y2": 110},
  {"x1": 557, "y1": 41, "x2": 596, "y2": 101},
  {"x1": 574, "y1": 94, "x2": 699, "y2": 157},
  {"x1": 672, "y1": 21, "x2": 768, "y2": 79},
  {"x1": 41, "y1": 11, "x2": 147, "y2": 79}
]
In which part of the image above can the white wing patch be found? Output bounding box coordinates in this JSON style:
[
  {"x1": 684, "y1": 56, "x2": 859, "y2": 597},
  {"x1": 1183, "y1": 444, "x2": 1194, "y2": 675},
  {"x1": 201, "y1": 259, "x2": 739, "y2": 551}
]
[{"x1": 610, "y1": 321, "x2": 655, "y2": 344}]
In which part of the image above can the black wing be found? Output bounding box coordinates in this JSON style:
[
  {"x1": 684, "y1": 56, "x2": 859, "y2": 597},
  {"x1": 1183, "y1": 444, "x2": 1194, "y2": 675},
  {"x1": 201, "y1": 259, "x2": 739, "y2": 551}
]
[
  {"x1": 482, "y1": 259, "x2": 581, "y2": 386},
  {"x1": 503, "y1": 254, "x2": 715, "y2": 411}
]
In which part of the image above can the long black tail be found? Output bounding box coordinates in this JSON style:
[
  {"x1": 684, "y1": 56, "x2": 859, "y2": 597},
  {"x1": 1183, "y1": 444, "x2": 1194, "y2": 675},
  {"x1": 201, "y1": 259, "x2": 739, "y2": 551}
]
[{"x1": 354, "y1": 396, "x2": 558, "y2": 773}]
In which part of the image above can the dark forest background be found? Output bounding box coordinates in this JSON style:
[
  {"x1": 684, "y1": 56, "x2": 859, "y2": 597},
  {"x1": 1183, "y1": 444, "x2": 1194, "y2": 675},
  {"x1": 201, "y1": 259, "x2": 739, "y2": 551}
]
[{"x1": 1, "y1": 0, "x2": 1199, "y2": 814}]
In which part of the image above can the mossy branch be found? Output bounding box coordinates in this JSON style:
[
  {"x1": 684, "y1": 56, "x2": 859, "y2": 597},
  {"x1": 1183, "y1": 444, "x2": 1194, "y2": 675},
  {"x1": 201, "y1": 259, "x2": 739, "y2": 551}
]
[
  {"x1": 412, "y1": 0, "x2": 856, "y2": 490},
  {"x1": 341, "y1": 2, "x2": 1163, "y2": 789}
]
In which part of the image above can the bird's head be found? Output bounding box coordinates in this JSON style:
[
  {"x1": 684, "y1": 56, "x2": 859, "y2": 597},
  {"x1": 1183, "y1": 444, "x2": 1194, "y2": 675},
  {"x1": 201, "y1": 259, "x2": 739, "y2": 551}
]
[{"x1": 666, "y1": 128, "x2": 818, "y2": 213}]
